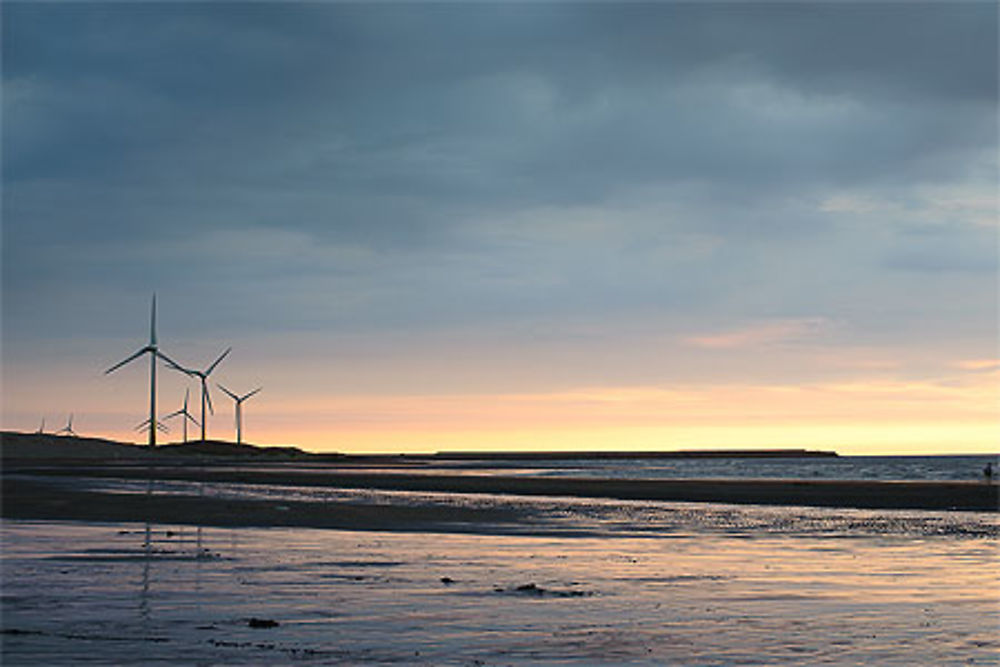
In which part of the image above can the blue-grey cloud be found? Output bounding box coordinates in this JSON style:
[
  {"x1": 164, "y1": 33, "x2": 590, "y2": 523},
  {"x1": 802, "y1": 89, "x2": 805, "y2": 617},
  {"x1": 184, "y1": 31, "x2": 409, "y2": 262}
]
[{"x1": 2, "y1": 2, "x2": 996, "y2": 375}]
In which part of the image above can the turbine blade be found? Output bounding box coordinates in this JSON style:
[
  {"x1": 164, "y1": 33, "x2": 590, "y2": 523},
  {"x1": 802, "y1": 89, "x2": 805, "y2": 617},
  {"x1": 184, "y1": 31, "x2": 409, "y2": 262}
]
[
  {"x1": 205, "y1": 347, "x2": 232, "y2": 376},
  {"x1": 186, "y1": 412, "x2": 201, "y2": 427},
  {"x1": 157, "y1": 351, "x2": 192, "y2": 375},
  {"x1": 243, "y1": 387, "x2": 263, "y2": 401},
  {"x1": 163, "y1": 409, "x2": 183, "y2": 420},
  {"x1": 217, "y1": 383, "x2": 239, "y2": 401},
  {"x1": 105, "y1": 348, "x2": 147, "y2": 374},
  {"x1": 150, "y1": 294, "x2": 157, "y2": 347},
  {"x1": 205, "y1": 383, "x2": 215, "y2": 415},
  {"x1": 156, "y1": 422, "x2": 170, "y2": 433}
]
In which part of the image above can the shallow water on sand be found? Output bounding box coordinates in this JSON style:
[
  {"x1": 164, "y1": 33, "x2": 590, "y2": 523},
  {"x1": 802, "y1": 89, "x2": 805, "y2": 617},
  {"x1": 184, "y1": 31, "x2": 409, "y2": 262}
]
[
  {"x1": 3, "y1": 515, "x2": 998, "y2": 665},
  {"x1": 56, "y1": 474, "x2": 1000, "y2": 539}
]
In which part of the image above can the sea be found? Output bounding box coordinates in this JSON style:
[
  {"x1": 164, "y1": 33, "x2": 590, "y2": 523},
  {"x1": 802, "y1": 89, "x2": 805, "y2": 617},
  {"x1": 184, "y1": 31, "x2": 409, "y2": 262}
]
[
  {"x1": 2, "y1": 454, "x2": 998, "y2": 665},
  {"x1": 378, "y1": 453, "x2": 1000, "y2": 482}
]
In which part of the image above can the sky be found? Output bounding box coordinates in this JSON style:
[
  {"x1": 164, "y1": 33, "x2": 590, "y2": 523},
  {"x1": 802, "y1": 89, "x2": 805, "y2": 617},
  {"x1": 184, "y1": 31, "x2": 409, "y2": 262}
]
[{"x1": 2, "y1": 1, "x2": 997, "y2": 455}]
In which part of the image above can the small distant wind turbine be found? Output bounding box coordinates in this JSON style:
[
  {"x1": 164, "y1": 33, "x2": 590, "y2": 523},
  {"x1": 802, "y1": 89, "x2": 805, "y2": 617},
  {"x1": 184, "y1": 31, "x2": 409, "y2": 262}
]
[
  {"x1": 217, "y1": 384, "x2": 262, "y2": 445},
  {"x1": 105, "y1": 295, "x2": 181, "y2": 448},
  {"x1": 56, "y1": 414, "x2": 77, "y2": 437},
  {"x1": 135, "y1": 417, "x2": 169, "y2": 436},
  {"x1": 163, "y1": 348, "x2": 231, "y2": 442},
  {"x1": 163, "y1": 388, "x2": 200, "y2": 443},
  {"x1": 36, "y1": 418, "x2": 46, "y2": 434}
]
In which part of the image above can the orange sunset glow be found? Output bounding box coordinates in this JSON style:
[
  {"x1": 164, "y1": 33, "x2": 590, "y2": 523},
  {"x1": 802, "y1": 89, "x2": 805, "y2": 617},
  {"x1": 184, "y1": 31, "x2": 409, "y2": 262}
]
[{"x1": 231, "y1": 370, "x2": 1000, "y2": 455}]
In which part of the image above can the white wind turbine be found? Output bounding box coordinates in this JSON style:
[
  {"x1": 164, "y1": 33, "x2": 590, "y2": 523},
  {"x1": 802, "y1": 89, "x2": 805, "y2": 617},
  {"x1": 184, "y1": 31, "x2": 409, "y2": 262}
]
[
  {"x1": 56, "y1": 414, "x2": 77, "y2": 437},
  {"x1": 217, "y1": 384, "x2": 262, "y2": 445},
  {"x1": 163, "y1": 348, "x2": 231, "y2": 442},
  {"x1": 163, "y1": 388, "x2": 200, "y2": 443},
  {"x1": 105, "y1": 295, "x2": 181, "y2": 448}
]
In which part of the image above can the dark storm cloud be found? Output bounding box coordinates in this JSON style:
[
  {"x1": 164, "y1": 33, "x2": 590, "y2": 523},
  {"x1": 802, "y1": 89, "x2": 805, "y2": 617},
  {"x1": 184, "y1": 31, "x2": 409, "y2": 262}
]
[
  {"x1": 589, "y1": 2, "x2": 998, "y2": 101},
  {"x1": 2, "y1": 2, "x2": 996, "y2": 347},
  {"x1": 6, "y1": 3, "x2": 994, "y2": 194}
]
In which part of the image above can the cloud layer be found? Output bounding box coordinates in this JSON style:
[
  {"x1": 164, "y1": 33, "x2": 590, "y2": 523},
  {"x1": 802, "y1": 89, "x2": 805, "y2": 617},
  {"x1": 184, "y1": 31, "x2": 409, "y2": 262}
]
[{"x1": 2, "y1": 3, "x2": 997, "y2": 451}]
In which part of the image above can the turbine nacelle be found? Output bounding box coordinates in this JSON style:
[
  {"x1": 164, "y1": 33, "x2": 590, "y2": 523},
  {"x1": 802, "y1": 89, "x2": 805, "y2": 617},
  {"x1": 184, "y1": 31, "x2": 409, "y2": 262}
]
[{"x1": 217, "y1": 384, "x2": 263, "y2": 404}]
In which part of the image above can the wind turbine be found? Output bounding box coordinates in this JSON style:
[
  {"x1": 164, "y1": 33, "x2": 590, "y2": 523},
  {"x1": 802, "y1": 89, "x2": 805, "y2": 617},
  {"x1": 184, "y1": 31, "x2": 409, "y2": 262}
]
[
  {"x1": 217, "y1": 384, "x2": 262, "y2": 445},
  {"x1": 56, "y1": 414, "x2": 77, "y2": 437},
  {"x1": 163, "y1": 348, "x2": 231, "y2": 442},
  {"x1": 105, "y1": 295, "x2": 181, "y2": 448},
  {"x1": 135, "y1": 417, "x2": 169, "y2": 436},
  {"x1": 163, "y1": 388, "x2": 200, "y2": 443},
  {"x1": 36, "y1": 418, "x2": 46, "y2": 434}
]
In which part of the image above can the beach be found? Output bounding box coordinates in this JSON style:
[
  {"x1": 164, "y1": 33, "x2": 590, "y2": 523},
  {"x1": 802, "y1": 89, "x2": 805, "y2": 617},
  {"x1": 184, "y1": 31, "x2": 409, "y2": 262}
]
[
  {"x1": 4, "y1": 461, "x2": 998, "y2": 531},
  {"x1": 3, "y1": 517, "x2": 997, "y2": 665},
  {"x1": 3, "y1": 453, "x2": 1000, "y2": 665}
]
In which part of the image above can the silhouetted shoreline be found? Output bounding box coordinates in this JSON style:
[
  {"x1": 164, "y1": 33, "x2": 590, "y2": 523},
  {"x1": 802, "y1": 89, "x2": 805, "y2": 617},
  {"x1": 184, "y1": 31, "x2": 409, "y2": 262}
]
[{"x1": 0, "y1": 431, "x2": 838, "y2": 462}]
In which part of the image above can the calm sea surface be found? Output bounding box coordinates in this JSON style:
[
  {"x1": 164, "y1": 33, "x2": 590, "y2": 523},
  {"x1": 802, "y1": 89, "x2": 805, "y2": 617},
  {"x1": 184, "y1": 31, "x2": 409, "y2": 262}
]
[{"x1": 351, "y1": 454, "x2": 1000, "y2": 482}]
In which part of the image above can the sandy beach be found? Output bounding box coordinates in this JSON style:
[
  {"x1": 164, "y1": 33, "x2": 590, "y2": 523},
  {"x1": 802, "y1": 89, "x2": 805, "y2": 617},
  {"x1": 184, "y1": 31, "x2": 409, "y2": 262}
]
[{"x1": 2, "y1": 475, "x2": 527, "y2": 533}]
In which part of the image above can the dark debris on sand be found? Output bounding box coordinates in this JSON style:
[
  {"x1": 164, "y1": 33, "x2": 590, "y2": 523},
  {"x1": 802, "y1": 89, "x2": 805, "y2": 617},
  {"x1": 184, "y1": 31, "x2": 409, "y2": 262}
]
[{"x1": 493, "y1": 582, "x2": 594, "y2": 598}]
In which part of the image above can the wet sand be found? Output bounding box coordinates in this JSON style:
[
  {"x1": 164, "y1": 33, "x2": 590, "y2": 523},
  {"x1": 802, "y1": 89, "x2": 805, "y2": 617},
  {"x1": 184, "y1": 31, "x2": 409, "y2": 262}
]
[
  {"x1": 3, "y1": 462, "x2": 997, "y2": 533},
  {"x1": 2, "y1": 476, "x2": 526, "y2": 533},
  {"x1": 5, "y1": 518, "x2": 997, "y2": 665}
]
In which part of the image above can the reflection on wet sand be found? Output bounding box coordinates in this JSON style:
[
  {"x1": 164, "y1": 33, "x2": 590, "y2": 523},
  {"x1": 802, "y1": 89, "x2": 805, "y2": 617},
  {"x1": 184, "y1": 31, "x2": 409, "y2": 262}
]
[{"x1": 2, "y1": 499, "x2": 998, "y2": 665}]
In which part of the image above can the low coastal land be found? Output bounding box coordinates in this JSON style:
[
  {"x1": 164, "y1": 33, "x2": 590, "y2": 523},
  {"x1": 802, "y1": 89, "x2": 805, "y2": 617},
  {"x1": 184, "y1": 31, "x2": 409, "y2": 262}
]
[{"x1": 3, "y1": 433, "x2": 997, "y2": 532}]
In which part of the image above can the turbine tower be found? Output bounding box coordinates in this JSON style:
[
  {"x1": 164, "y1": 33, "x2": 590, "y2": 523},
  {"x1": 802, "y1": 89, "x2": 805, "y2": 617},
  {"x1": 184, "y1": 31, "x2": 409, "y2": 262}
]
[
  {"x1": 105, "y1": 295, "x2": 180, "y2": 448},
  {"x1": 56, "y1": 414, "x2": 77, "y2": 436},
  {"x1": 163, "y1": 388, "x2": 200, "y2": 443},
  {"x1": 217, "y1": 384, "x2": 262, "y2": 445},
  {"x1": 163, "y1": 348, "x2": 231, "y2": 442},
  {"x1": 36, "y1": 418, "x2": 46, "y2": 434}
]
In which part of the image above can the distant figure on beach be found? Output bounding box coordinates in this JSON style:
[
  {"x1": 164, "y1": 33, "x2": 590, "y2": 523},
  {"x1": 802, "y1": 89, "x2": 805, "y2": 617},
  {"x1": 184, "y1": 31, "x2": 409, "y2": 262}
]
[{"x1": 984, "y1": 462, "x2": 993, "y2": 481}]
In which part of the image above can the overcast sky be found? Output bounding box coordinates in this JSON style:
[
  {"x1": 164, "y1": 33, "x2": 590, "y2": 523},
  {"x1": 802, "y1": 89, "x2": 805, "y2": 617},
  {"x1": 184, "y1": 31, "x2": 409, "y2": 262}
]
[{"x1": 2, "y1": 2, "x2": 997, "y2": 453}]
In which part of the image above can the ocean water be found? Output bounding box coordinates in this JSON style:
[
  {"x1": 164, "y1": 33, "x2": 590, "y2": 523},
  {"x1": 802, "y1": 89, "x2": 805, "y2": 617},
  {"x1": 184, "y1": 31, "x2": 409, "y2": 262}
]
[
  {"x1": 3, "y1": 492, "x2": 999, "y2": 664},
  {"x1": 414, "y1": 454, "x2": 1000, "y2": 482}
]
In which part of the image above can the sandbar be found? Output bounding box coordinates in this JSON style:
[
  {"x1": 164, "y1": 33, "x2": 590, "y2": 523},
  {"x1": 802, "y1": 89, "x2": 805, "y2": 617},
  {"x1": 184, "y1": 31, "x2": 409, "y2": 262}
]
[{"x1": 4, "y1": 463, "x2": 997, "y2": 532}]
